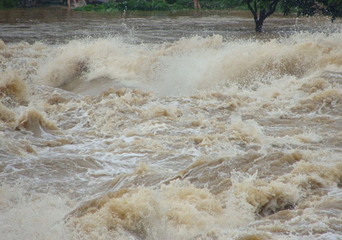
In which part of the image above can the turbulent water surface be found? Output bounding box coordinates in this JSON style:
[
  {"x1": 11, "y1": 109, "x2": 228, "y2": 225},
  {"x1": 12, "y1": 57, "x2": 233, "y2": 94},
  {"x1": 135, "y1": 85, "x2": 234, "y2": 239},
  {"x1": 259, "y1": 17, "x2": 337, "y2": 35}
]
[{"x1": 1, "y1": 7, "x2": 342, "y2": 240}]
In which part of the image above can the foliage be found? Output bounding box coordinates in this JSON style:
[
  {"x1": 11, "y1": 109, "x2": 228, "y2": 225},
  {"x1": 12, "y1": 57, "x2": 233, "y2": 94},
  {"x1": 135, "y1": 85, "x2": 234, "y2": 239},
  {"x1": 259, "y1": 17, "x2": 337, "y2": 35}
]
[
  {"x1": 74, "y1": 0, "x2": 172, "y2": 11},
  {"x1": 0, "y1": 0, "x2": 19, "y2": 8},
  {"x1": 74, "y1": 0, "x2": 241, "y2": 12},
  {"x1": 201, "y1": 0, "x2": 241, "y2": 9},
  {"x1": 280, "y1": 0, "x2": 342, "y2": 23},
  {"x1": 288, "y1": 0, "x2": 342, "y2": 21},
  {"x1": 325, "y1": 0, "x2": 342, "y2": 21}
]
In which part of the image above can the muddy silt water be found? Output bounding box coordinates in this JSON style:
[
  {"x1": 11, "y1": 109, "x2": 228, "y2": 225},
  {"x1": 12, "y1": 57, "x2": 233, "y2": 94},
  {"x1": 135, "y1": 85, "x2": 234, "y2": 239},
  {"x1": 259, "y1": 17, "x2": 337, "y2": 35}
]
[{"x1": 0, "y1": 7, "x2": 342, "y2": 240}]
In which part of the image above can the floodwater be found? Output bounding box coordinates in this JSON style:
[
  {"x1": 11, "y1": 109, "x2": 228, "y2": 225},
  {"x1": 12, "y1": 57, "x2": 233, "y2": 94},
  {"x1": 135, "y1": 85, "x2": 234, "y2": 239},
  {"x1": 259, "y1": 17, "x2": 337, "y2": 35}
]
[{"x1": 1, "y1": 6, "x2": 342, "y2": 240}]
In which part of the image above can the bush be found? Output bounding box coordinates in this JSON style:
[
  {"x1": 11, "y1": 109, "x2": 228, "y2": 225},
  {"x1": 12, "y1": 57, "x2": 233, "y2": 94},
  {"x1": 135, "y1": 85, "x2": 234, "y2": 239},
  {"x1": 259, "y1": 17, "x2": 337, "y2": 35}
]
[
  {"x1": 74, "y1": 2, "x2": 99, "y2": 10},
  {"x1": 197, "y1": 0, "x2": 240, "y2": 9},
  {"x1": 173, "y1": 0, "x2": 192, "y2": 8},
  {"x1": 75, "y1": 0, "x2": 171, "y2": 11},
  {"x1": 169, "y1": 3, "x2": 185, "y2": 10},
  {"x1": 0, "y1": 0, "x2": 19, "y2": 8},
  {"x1": 74, "y1": 0, "x2": 242, "y2": 12},
  {"x1": 151, "y1": 0, "x2": 170, "y2": 10}
]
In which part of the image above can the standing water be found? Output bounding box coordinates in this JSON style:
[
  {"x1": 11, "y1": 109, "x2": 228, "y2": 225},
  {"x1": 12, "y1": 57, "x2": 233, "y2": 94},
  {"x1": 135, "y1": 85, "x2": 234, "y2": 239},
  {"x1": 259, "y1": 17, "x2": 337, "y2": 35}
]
[{"x1": 0, "y1": 7, "x2": 342, "y2": 240}]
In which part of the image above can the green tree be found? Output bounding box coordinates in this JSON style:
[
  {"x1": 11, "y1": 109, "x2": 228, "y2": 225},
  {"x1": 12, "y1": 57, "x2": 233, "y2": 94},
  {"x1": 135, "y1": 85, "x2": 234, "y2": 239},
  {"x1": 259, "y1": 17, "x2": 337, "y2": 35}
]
[{"x1": 242, "y1": 0, "x2": 342, "y2": 32}]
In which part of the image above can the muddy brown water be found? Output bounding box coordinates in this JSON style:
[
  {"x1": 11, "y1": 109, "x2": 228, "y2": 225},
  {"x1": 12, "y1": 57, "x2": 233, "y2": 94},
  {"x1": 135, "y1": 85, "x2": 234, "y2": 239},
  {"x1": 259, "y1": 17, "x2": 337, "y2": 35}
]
[
  {"x1": 0, "y1": 7, "x2": 342, "y2": 240},
  {"x1": 1, "y1": 7, "x2": 337, "y2": 43}
]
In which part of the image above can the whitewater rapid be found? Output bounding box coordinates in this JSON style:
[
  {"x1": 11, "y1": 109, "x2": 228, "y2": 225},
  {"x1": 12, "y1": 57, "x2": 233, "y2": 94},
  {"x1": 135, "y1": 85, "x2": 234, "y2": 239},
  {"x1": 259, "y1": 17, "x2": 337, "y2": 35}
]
[{"x1": 1, "y1": 10, "x2": 342, "y2": 240}]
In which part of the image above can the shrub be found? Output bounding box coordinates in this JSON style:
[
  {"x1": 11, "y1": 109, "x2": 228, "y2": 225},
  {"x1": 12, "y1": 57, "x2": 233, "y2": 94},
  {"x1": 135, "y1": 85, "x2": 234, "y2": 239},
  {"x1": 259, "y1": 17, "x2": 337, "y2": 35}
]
[
  {"x1": 0, "y1": 0, "x2": 19, "y2": 8},
  {"x1": 73, "y1": 0, "x2": 242, "y2": 12}
]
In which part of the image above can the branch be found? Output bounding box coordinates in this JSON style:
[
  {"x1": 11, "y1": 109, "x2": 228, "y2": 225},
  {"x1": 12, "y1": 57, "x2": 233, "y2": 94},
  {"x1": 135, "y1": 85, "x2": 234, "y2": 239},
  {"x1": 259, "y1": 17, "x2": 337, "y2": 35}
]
[
  {"x1": 264, "y1": 0, "x2": 280, "y2": 18},
  {"x1": 254, "y1": 0, "x2": 258, "y2": 18},
  {"x1": 260, "y1": 7, "x2": 266, "y2": 20},
  {"x1": 247, "y1": 0, "x2": 258, "y2": 21}
]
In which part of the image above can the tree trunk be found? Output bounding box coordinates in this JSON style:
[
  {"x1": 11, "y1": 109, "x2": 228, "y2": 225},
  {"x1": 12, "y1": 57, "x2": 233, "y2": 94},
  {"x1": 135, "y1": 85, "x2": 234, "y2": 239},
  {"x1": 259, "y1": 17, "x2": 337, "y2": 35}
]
[{"x1": 255, "y1": 19, "x2": 263, "y2": 33}]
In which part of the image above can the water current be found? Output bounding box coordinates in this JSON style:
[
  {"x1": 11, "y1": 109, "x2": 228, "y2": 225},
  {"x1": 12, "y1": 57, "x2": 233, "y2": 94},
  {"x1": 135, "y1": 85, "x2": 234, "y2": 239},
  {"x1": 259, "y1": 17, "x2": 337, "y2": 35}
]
[{"x1": 1, "y1": 7, "x2": 342, "y2": 240}]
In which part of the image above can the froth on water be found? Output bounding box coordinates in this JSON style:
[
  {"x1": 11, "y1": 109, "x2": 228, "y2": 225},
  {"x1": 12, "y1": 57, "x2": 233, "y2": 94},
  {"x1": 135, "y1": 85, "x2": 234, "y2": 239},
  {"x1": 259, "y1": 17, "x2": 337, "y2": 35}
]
[{"x1": 1, "y1": 26, "x2": 342, "y2": 240}]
